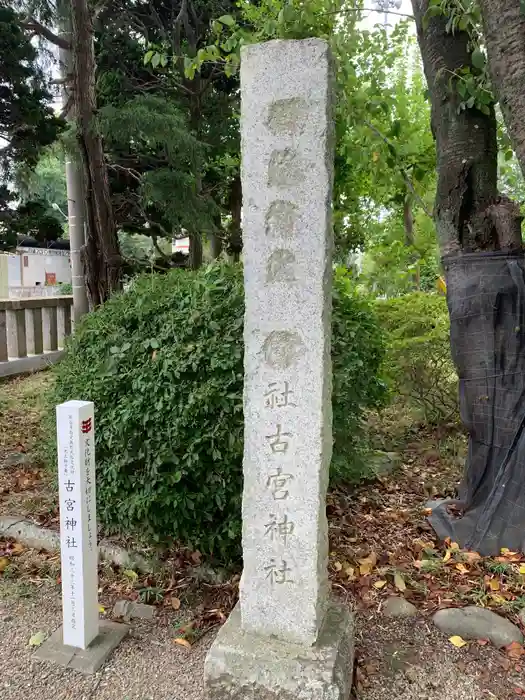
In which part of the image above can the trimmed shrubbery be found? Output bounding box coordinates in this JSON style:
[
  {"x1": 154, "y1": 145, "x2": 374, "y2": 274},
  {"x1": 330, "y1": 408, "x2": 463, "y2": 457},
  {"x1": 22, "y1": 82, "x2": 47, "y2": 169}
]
[
  {"x1": 45, "y1": 264, "x2": 386, "y2": 561},
  {"x1": 375, "y1": 293, "x2": 458, "y2": 425}
]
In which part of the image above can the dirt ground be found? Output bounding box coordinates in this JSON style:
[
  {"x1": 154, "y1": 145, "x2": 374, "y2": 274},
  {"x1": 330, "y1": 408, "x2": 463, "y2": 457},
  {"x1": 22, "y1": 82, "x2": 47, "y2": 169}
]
[
  {"x1": 2, "y1": 373, "x2": 525, "y2": 698},
  {"x1": 1, "y1": 577, "x2": 524, "y2": 700}
]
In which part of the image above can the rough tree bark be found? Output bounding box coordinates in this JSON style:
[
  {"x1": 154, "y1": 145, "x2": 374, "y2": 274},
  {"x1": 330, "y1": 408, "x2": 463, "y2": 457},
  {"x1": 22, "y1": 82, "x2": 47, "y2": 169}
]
[
  {"x1": 58, "y1": 5, "x2": 89, "y2": 321},
  {"x1": 412, "y1": 0, "x2": 525, "y2": 554},
  {"x1": 70, "y1": 0, "x2": 121, "y2": 305},
  {"x1": 478, "y1": 0, "x2": 525, "y2": 179}
]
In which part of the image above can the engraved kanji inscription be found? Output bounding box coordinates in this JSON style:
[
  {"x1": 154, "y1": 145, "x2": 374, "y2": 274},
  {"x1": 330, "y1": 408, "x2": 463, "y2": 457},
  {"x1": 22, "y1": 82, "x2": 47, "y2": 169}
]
[
  {"x1": 264, "y1": 513, "x2": 295, "y2": 545},
  {"x1": 266, "y1": 467, "x2": 294, "y2": 500},
  {"x1": 264, "y1": 558, "x2": 294, "y2": 585},
  {"x1": 266, "y1": 424, "x2": 292, "y2": 453},
  {"x1": 264, "y1": 381, "x2": 296, "y2": 409}
]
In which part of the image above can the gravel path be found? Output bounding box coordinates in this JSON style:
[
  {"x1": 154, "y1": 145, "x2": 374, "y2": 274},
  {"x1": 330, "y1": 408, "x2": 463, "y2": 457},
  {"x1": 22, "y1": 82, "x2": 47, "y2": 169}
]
[
  {"x1": 1, "y1": 580, "x2": 523, "y2": 700},
  {"x1": 0, "y1": 581, "x2": 209, "y2": 700}
]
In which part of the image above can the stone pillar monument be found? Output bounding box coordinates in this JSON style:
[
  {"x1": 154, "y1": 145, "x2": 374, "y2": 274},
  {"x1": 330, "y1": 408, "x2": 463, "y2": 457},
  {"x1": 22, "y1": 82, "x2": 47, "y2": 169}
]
[{"x1": 204, "y1": 38, "x2": 354, "y2": 700}]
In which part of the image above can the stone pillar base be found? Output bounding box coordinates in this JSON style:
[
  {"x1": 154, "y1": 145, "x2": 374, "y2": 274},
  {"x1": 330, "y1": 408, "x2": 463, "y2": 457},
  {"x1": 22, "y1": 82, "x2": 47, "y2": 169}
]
[{"x1": 204, "y1": 600, "x2": 354, "y2": 700}]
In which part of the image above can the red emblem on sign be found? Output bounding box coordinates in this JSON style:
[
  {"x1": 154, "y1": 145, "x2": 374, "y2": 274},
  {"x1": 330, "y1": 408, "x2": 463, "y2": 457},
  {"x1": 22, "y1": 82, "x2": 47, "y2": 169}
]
[{"x1": 81, "y1": 418, "x2": 92, "y2": 434}]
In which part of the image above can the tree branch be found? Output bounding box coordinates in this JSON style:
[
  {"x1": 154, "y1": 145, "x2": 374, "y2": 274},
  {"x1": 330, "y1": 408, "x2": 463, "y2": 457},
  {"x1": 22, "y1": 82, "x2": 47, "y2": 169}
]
[
  {"x1": 363, "y1": 119, "x2": 433, "y2": 218},
  {"x1": 23, "y1": 19, "x2": 71, "y2": 50},
  {"x1": 151, "y1": 234, "x2": 172, "y2": 261}
]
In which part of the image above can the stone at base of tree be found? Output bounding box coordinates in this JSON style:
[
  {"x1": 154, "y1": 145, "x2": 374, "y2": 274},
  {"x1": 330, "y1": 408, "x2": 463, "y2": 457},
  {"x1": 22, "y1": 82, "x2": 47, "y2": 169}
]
[
  {"x1": 112, "y1": 600, "x2": 156, "y2": 622},
  {"x1": 204, "y1": 601, "x2": 354, "y2": 700},
  {"x1": 383, "y1": 597, "x2": 417, "y2": 618},
  {"x1": 4, "y1": 452, "x2": 33, "y2": 468},
  {"x1": 33, "y1": 620, "x2": 128, "y2": 674},
  {"x1": 433, "y1": 606, "x2": 523, "y2": 648}
]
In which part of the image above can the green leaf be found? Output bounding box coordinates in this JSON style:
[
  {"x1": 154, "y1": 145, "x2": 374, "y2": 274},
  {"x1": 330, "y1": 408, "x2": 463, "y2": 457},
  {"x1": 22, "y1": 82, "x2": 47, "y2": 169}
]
[
  {"x1": 184, "y1": 56, "x2": 195, "y2": 78},
  {"x1": 471, "y1": 48, "x2": 486, "y2": 71},
  {"x1": 423, "y1": 4, "x2": 443, "y2": 30},
  {"x1": 29, "y1": 631, "x2": 46, "y2": 647},
  {"x1": 505, "y1": 149, "x2": 514, "y2": 161},
  {"x1": 151, "y1": 53, "x2": 161, "y2": 69},
  {"x1": 218, "y1": 14, "x2": 235, "y2": 27},
  {"x1": 144, "y1": 50, "x2": 154, "y2": 66}
]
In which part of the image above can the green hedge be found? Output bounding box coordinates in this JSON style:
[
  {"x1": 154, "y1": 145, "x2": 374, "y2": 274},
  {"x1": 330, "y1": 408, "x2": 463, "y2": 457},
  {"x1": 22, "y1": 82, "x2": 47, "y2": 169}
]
[
  {"x1": 45, "y1": 265, "x2": 386, "y2": 561},
  {"x1": 375, "y1": 292, "x2": 458, "y2": 424}
]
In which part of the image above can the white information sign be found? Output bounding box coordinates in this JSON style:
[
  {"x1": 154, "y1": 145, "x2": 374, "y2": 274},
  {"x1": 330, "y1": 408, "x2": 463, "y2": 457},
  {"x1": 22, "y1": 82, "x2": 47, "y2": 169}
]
[{"x1": 56, "y1": 400, "x2": 99, "y2": 649}]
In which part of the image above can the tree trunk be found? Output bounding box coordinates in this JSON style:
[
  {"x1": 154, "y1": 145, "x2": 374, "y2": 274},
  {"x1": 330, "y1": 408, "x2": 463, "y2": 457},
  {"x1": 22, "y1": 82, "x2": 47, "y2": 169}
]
[
  {"x1": 412, "y1": 0, "x2": 525, "y2": 554},
  {"x1": 227, "y1": 175, "x2": 243, "y2": 262},
  {"x1": 70, "y1": 0, "x2": 121, "y2": 306},
  {"x1": 58, "y1": 7, "x2": 89, "y2": 321},
  {"x1": 209, "y1": 233, "x2": 223, "y2": 260},
  {"x1": 189, "y1": 232, "x2": 203, "y2": 270},
  {"x1": 479, "y1": 0, "x2": 525, "y2": 178}
]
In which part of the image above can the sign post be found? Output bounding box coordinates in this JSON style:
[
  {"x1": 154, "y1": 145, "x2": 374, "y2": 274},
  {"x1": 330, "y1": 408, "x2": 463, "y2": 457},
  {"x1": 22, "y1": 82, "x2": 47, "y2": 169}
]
[
  {"x1": 57, "y1": 400, "x2": 98, "y2": 649},
  {"x1": 34, "y1": 400, "x2": 128, "y2": 673}
]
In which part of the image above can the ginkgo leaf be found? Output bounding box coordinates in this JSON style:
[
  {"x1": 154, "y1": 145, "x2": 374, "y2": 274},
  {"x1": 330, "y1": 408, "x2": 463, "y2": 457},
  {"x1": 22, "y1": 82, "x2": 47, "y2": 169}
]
[
  {"x1": 455, "y1": 563, "x2": 468, "y2": 575},
  {"x1": 374, "y1": 580, "x2": 387, "y2": 589},
  {"x1": 443, "y1": 550, "x2": 452, "y2": 563},
  {"x1": 333, "y1": 561, "x2": 343, "y2": 572},
  {"x1": 345, "y1": 566, "x2": 356, "y2": 579},
  {"x1": 449, "y1": 635, "x2": 468, "y2": 648},
  {"x1": 173, "y1": 637, "x2": 191, "y2": 648},
  {"x1": 489, "y1": 579, "x2": 500, "y2": 591},
  {"x1": 29, "y1": 631, "x2": 46, "y2": 647},
  {"x1": 490, "y1": 594, "x2": 506, "y2": 604},
  {"x1": 519, "y1": 565, "x2": 525, "y2": 575},
  {"x1": 99, "y1": 605, "x2": 105, "y2": 613},
  {"x1": 359, "y1": 552, "x2": 377, "y2": 576},
  {"x1": 394, "y1": 572, "x2": 406, "y2": 591},
  {"x1": 123, "y1": 569, "x2": 138, "y2": 581}
]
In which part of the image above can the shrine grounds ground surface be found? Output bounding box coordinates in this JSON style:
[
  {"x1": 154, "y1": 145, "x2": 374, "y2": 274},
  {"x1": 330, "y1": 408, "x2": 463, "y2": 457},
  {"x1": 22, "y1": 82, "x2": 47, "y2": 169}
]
[
  {"x1": 0, "y1": 578, "x2": 519, "y2": 700},
  {"x1": 2, "y1": 373, "x2": 525, "y2": 699}
]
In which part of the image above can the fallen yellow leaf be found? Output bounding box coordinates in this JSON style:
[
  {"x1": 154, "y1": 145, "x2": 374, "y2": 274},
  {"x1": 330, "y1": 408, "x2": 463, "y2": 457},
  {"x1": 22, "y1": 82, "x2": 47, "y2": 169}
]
[
  {"x1": 0, "y1": 557, "x2": 9, "y2": 574},
  {"x1": 171, "y1": 597, "x2": 181, "y2": 610},
  {"x1": 501, "y1": 548, "x2": 510, "y2": 555},
  {"x1": 373, "y1": 580, "x2": 387, "y2": 589},
  {"x1": 450, "y1": 542, "x2": 460, "y2": 551},
  {"x1": 359, "y1": 552, "x2": 377, "y2": 576},
  {"x1": 29, "y1": 631, "x2": 46, "y2": 647},
  {"x1": 443, "y1": 550, "x2": 452, "y2": 563},
  {"x1": 449, "y1": 635, "x2": 468, "y2": 648},
  {"x1": 173, "y1": 637, "x2": 191, "y2": 648},
  {"x1": 519, "y1": 565, "x2": 525, "y2": 575},
  {"x1": 98, "y1": 605, "x2": 105, "y2": 613},
  {"x1": 456, "y1": 563, "x2": 469, "y2": 575},
  {"x1": 345, "y1": 566, "x2": 355, "y2": 580},
  {"x1": 489, "y1": 579, "x2": 500, "y2": 591},
  {"x1": 333, "y1": 561, "x2": 343, "y2": 572},
  {"x1": 490, "y1": 594, "x2": 506, "y2": 605},
  {"x1": 394, "y1": 572, "x2": 406, "y2": 592}
]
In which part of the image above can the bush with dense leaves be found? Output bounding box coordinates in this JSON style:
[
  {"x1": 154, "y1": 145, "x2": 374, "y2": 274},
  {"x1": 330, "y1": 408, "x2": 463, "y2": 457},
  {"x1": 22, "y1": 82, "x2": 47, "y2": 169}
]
[
  {"x1": 375, "y1": 293, "x2": 458, "y2": 424},
  {"x1": 46, "y1": 265, "x2": 385, "y2": 561}
]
